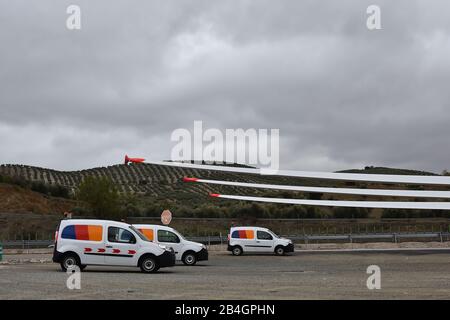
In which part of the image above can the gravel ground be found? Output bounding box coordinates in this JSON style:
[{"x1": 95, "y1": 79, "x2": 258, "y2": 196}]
[{"x1": 0, "y1": 250, "x2": 449, "y2": 300}]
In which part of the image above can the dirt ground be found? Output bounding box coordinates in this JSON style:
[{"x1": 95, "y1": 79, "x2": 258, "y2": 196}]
[{"x1": 1, "y1": 248, "x2": 449, "y2": 300}]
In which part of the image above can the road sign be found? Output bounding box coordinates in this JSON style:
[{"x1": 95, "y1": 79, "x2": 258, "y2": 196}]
[{"x1": 161, "y1": 210, "x2": 172, "y2": 225}]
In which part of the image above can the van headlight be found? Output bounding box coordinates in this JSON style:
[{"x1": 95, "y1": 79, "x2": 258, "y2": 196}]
[{"x1": 202, "y1": 244, "x2": 207, "y2": 250}]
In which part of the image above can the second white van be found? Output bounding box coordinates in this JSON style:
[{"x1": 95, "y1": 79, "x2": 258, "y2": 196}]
[{"x1": 133, "y1": 224, "x2": 208, "y2": 265}]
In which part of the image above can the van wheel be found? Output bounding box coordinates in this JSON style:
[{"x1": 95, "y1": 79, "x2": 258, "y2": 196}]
[
  {"x1": 182, "y1": 252, "x2": 197, "y2": 266},
  {"x1": 60, "y1": 253, "x2": 80, "y2": 272},
  {"x1": 232, "y1": 246, "x2": 243, "y2": 256},
  {"x1": 275, "y1": 246, "x2": 285, "y2": 256},
  {"x1": 140, "y1": 256, "x2": 159, "y2": 273}
]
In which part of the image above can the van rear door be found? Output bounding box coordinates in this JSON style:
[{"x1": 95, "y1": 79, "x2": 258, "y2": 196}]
[
  {"x1": 232, "y1": 229, "x2": 257, "y2": 252},
  {"x1": 60, "y1": 223, "x2": 105, "y2": 265}
]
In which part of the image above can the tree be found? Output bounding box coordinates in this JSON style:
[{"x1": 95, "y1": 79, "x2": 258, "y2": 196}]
[
  {"x1": 120, "y1": 193, "x2": 142, "y2": 217},
  {"x1": 76, "y1": 176, "x2": 121, "y2": 219}
]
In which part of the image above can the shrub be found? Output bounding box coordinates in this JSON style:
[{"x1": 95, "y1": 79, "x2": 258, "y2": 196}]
[{"x1": 333, "y1": 207, "x2": 369, "y2": 219}]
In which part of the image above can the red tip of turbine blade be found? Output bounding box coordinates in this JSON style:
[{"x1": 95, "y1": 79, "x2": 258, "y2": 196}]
[
  {"x1": 209, "y1": 193, "x2": 220, "y2": 197},
  {"x1": 183, "y1": 177, "x2": 199, "y2": 182}
]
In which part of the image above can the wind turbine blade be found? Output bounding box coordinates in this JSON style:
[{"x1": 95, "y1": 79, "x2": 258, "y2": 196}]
[
  {"x1": 209, "y1": 194, "x2": 450, "y2": 210},
  {"x1": 146, "y1": 161, "x2": 450, "y2": 185},
  {"x1": 183, "y1": 177, "x2": 450, "y2": 198}
]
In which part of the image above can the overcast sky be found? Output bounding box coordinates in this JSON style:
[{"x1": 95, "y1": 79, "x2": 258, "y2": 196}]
[{"x1": 1, "y1": 0, "x2": 450, "y2": 173}]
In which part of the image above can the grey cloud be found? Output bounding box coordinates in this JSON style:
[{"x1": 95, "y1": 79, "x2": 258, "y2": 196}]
[{"x1": 1, "y1": 0, "x2": 450, "y2": 172}]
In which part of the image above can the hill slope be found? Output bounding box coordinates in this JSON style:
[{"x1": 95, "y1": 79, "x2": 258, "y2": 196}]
[
  {"x1": 0, "y1": 183, "x2": 76, "y2": 214},
  {"x1": 0, "y1": 163, "x2": 445, "y2": 195},
  {"x1": 1, "y1": 163, "x2": 449, "y2": 239},
  {"x1": 0, "y1": 163, "x2": 449, "y2": 218}
]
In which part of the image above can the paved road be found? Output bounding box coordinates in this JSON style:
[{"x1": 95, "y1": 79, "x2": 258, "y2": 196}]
[{"x1": 0, "y1": 251, "x2": 449, "y2": 299}]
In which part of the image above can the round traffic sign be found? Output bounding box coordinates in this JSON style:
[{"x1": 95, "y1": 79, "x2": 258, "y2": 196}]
[{"x1": 161, "y1": 210, "x2": 172, "y2": 225}]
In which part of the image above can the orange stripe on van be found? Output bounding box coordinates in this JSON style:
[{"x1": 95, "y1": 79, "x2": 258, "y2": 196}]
[
  {"x1": 139, "y1": 228, "x2": 154, "y2": 241},
  {"x1": 87, "y1": 225, "x2": 103, "y2": 241},
  {"x1": 245, "y1": 230, "x2": 254, "y2": 239}
]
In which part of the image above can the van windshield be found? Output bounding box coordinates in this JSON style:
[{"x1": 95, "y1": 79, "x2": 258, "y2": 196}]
[
  {"x1": 173, "y1": 229, "x2": 185, "y2": 240},
  {"x1": 130, "y1": 226, "x2": 151, "y2": 242},
  {"x1": 268, "y1": 230, "x2": 279, "y2": 238}
]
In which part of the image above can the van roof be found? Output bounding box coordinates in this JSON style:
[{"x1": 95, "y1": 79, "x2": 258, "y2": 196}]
[
  {"x1": 133, "y1": 224, "x2": 174, "y2": 231},
  {"x1": 60, "y1": 219, "x2": 131, "y2": 227},
  {"x1": 230, "y1": 226, "x2": 268, "y2": 230}
]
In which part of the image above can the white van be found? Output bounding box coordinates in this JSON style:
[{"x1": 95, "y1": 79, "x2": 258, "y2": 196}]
[
  {"x1": 227, "y1": 226, "x2": 294, "y2": 256},
  {"x1": 133, "y1": 224, "x2": 208, "y2": 266},
  {"x1": 53, "y1": 219, "x2": 176, "y2": 273}
]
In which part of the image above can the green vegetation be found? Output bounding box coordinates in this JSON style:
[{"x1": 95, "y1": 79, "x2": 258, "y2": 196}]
[
  {"x1": 1, "y1": 164, "x2": 449, "y2": 220},
  {"x1": 382, "y1": 209, "x2": 450, "y2": 219},
  {"x1": 75, "y1": 176, "x2": 122, "y2": 219},
  {"x1": 0, "y1": 174, "x2": 70, "y2": 198},
  {"x1": 30, "y1": 182, "x2": 69, "y2": 198},
  {"x1": 339, "y1": 166, "x2": 436, "y2": 176},
  {"x1": 137, "y1": 200, "x2": 331, "y2": 219},
  {"x1": 333, "y1": 207, "x2": 369, "y2": 219}
]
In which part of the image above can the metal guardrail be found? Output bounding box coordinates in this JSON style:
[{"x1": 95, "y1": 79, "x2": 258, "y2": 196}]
[
  {"x1": 128, "y1": 217, "x2": 450, "y2": 222},
  {"x1": 2, "y1": 232, "x2": 449, "y2": 248},
  {"x1": 189, "y1": 232, "x2": 450, "y2": 244},
  {"x1": 1, "y1": 240, "x2": 54, "y2": 249},
  {"x1": 288, "y1": 232, "x2": 450, "y2": 243}
]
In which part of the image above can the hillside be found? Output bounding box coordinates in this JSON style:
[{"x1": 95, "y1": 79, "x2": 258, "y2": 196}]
[
  {"x1": 339, "y1": 166, "x2": 437, "y2": 176},
  {"x1": 0, "y1": 163, "x2": 445, "y2": 194},
  {"x1": 0, "y1": 162, "x2": 449, "y2": 220},
  {"x1": 0, "y1": 183, "x2": 77, "y2": 214}
]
